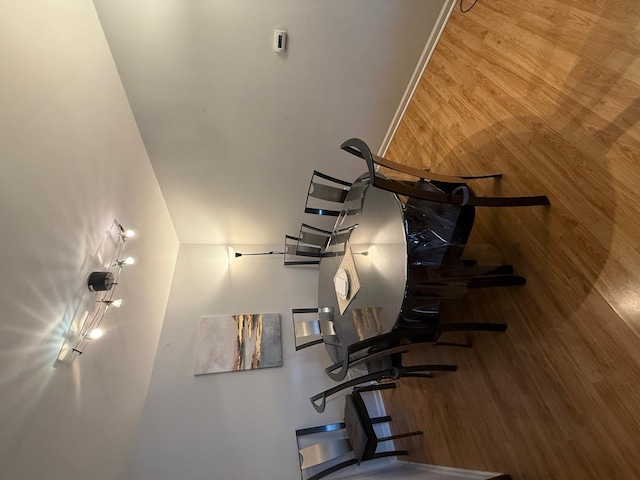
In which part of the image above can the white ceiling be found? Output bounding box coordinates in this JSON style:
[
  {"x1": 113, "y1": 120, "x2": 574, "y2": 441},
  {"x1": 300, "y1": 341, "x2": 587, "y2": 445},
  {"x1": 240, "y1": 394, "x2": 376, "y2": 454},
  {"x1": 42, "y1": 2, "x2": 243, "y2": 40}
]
[{"x1": 93, "y1": 0, "x2": 446, "y2": 244}]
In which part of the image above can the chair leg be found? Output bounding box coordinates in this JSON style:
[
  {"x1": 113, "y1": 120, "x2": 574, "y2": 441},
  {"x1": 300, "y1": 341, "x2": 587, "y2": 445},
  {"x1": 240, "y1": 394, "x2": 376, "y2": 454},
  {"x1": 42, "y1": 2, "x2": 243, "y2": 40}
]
[
  {"x1": 370, "y1": 415, "x2": 392, "y2": 425},
  {"x1": 480, "y1": 264, "x2": 514, "y2": 275},
  {"x1": 434, "y1": 340, "x2": 472, "y2": 348},
  {"x1": 370, "y1": 450, "x2": 410, "y2": 460},
  {"x1": 398, "y1": 364, "x2": 458, "y2": 376},
  {"x1": 458, "y1": 173, "x2": 502, "y2": 179},
  {"x1": 457, "y1": 264, "x2": 513, "y2": 276},
  {"x1": 467, "y1": 274, "x2": 526, "y2": 289},
  {"x1": 438, "y1": 322, "x2": 508, "y2": 333},
  {"x1": 468, "y1": 194, "x2": 551, "y2": 207},
  {"x1": 401, "y1": 373, "x2": 436, "y2": 379},
  {"x1": 378, "y1": 431, "x2": 424, "y2": 442}
]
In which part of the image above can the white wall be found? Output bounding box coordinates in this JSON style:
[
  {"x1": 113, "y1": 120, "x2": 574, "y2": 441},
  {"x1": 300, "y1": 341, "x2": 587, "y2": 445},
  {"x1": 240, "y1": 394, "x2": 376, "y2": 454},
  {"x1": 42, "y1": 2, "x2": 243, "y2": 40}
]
[
  {"x1": 0, "y1": 2, "x2": 179, "y2": 479},
  {"x1": 130, "y1": 245, "x2": 504, "y2": 480},
  {"x1": 92, "y1": 0, "x2": 449, "y2": 245},
  {"x1": 129, "y1": 244, "x2": 385, "y2": 480}
]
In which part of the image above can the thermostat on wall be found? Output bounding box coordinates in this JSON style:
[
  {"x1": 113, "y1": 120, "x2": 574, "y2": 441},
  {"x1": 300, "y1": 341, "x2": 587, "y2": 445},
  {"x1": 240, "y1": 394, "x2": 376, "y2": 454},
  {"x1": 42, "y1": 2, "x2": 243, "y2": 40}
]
[{"x1": 274, "y1": 29, "x2": 287, "y2": 52}]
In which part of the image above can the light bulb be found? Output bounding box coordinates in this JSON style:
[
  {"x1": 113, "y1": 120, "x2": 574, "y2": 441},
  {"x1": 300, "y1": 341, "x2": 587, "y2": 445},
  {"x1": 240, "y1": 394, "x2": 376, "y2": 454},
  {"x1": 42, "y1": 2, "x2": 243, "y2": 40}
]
[
  {"x1": 99, "y1": 298, "x2": 122, "y2": 307},
  {"x1": 114, "y1": 256, "x2": 135, "y2": 267},
  {"x1": 88, "y1": 328, "x2": 104, "y2": 339},
  {"x1": 125, "y1": 229, "x2": 135, "y2": 238}
]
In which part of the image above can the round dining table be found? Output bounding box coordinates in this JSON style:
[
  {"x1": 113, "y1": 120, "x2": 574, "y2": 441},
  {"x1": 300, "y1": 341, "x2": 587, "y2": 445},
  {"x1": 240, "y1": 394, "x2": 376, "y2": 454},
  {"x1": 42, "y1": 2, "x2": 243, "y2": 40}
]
[
  {"x1": 317, "y1": 173, "x2": 408, "y2": 363},
  {"x1": 317, "y1": 170, "x2": 498, "y2": 364}
]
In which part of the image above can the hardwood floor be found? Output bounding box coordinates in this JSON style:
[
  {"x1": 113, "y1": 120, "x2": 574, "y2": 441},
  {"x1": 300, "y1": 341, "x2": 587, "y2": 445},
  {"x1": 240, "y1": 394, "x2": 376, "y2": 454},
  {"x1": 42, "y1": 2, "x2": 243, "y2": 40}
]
[{"x1": 382, "y1": 0, "x2": 640, "y2": 478}]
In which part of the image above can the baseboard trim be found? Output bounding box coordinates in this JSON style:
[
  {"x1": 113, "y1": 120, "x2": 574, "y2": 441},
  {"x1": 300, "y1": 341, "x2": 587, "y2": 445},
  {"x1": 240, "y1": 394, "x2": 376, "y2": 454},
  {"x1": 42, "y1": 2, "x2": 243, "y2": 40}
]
[
  {"x1": 378, "y1": 0, "x2": 456, "y2": 157},
  {"x1": 371, "y1": 389, "x2": 392, "y2": 439},
  {"x1": 394, "y1": 460, "x2": 503, "y2": 479}
]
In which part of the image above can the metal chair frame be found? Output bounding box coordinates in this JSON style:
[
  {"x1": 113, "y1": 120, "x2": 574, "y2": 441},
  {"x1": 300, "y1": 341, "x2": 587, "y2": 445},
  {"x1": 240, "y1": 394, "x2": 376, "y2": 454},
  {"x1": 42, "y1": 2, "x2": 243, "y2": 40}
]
[
  {"x1": 311, "y1": 342, "x2": 459, "y2": 412},
  {"x1": 284, "y1": 235, "x2": 320, "y2": 266},
  {"x1": 292, "y1": 307, "x2": 337, "y2": 351},
  {"x1": 304, "y1": 170, "x2": 353, "y2": 217},
  {"x1": 340, "y1": 137, "x2": 550, "y2": 207},
  {"x1": 296, "y1": 383, "x2": 422, "y2": 480},
  {"x1": 325, "y1": 323, "x2": 507, "y2": 382}
]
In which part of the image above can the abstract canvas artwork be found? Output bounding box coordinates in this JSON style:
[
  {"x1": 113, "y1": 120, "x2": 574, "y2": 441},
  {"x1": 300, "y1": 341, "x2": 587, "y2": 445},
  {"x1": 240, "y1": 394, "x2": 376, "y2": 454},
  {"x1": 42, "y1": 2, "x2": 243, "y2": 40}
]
[{"x1": 194, "y1": 313, "x2": 282, "y2": 375}]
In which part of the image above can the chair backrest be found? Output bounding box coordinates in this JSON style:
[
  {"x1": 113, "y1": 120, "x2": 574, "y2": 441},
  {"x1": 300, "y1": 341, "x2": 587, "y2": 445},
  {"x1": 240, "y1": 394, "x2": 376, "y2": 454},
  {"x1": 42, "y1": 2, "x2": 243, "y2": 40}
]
[
  {"x1": 298, "y1": 223, "x2": 332, "y2": 256},
  {"x1": 305, "y1": 170, "x2": 352, "y2": 216},
  {"x1": 296, "y1": 223, "x2": 354, "y2": 258},
  {"x1": 284, "y1": 235, "x2": 320, "y2": 266},
  {"x1": 292, "y1": 308, "x2": 335, "y2": 351}
]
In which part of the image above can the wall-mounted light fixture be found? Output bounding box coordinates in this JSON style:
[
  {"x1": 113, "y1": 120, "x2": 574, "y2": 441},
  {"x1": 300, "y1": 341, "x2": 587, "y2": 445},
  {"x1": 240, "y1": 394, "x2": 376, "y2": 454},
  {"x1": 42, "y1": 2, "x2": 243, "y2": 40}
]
[
  {"x1": 227, "y1": 246, "x2": 283, "y2": 264},
  {"x1": 55, "y1": 219, "x2": 136, "y2": 365}
]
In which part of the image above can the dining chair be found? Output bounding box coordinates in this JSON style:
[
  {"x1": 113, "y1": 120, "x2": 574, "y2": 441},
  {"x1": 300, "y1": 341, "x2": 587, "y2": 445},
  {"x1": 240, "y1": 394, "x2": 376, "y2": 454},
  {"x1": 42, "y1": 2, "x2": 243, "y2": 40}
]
[
  {"x1": 404, "y1": 178, "x2": 476, "y2": 269},
  {"x1": 324, "y1": 323, "x2": 507, "y2": 382},
  {"x1": 340, "y1": 137, "x2": 550, "y2": 207},
  {"x1": 402, "y1": 178, "x2": 528, "y2": 294},
  {"x1": 292, "y1": 308, "x2": 338, "y2": 351},
  {"x1": 311, "y1": 344, "x2": 458, "y2": 412},
  {"x1": 296, "y1": 383, "x2": 422, "y2": 480},
  {"x1": 305, "y1": 170, "x2": 353, "y2": 217}
]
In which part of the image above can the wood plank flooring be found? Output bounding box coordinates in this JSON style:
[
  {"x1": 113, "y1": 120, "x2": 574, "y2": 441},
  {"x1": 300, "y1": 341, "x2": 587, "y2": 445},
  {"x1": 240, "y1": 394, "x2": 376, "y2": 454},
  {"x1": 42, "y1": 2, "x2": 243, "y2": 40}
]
[{"x1": 381, "y1": 0, "x2": 640, "y2": 478}]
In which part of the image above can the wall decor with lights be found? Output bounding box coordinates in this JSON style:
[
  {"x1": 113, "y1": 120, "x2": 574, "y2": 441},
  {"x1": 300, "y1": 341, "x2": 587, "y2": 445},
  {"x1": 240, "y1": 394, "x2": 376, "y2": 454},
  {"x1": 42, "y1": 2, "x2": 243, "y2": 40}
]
[{"x1": 55, "y1": 219, "x2": 135, "y2": 366}]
